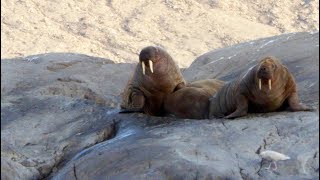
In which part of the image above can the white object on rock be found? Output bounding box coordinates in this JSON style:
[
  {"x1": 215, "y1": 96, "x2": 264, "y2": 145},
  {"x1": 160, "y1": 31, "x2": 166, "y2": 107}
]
[{"x1": 259, "y1": 150, "x2": 290, "y2": 170}]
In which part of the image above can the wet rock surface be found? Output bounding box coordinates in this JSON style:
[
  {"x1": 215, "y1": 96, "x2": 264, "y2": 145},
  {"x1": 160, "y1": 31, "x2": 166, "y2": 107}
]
[{"x1": 1, "y1": 33, "x2": 319, "y2": 179}]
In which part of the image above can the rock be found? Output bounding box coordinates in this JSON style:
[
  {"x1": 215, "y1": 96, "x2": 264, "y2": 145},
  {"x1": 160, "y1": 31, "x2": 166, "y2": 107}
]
[
  {"x1": 1, "y1": 53, "x2": 133, "y2": 179},
  {"x1": 53, "y1": 113, "x2": 319, "y2": 179},
  {"x1": 184, "y1": 32, "x2": 319, "y2": 108},
  {"x1": 1, "y1": 52, "x2": 132, "y2": 108},
  {"x1": 1, "y1": 33, "x2": 319, "y2": 179}
]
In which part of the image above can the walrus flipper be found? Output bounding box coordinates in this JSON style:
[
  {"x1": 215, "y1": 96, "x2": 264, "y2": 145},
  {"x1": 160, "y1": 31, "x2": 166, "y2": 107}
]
[
  {"x1": 119, "y1": 88, "x2": 145, "y2": 114},
  {"x1": 224, "y1": 95, "x2": 248, "y2": 119},
  {"x1": 287, "y1": 92, "x2": 313, "y2": 111},
  {"x1": 173, "y1": 82, "x2": 186, "y2": 92}
]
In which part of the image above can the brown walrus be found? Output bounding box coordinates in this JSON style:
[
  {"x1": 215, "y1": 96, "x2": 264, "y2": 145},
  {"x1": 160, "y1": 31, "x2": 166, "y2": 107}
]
[
  {"x1": 164, "y1": 79, "x2": 225, "y2": 119},
  {"x1": 208, "y1": 56, "x2": 311, "y2": 119},
  {"x1": 120, "y1": 46, "x2": 185, "y2": 116}
]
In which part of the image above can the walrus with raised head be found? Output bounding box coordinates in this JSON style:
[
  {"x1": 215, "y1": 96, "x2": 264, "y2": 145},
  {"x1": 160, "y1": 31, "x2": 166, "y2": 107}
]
[
  {"x1": 209, "y1": 56, "x2": 311, "y2": 119},
  {"x1": 164, "y1": 79, "x2": 225, "y2": 119},
  {"x1": 120, "y1": 46, "x2": 186, "y2": 116}
]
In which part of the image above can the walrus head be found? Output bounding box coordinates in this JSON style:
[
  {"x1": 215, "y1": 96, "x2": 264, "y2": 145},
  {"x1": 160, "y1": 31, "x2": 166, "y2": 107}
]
[
  {"x1": 139, "y1": 46, "x2": 160, "y2": 75},
  {"x1": 256, "y1": 56, "x2": 281, "y2": 91}
]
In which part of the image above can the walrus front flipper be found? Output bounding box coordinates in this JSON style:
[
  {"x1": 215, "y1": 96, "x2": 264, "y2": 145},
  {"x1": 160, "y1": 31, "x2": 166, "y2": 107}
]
[
  {"x1": 120, "y1": 90, "x2": 145, "y2": 114},
  {"x1": 173, "y1": 82, "x2": 186, "y2": 92},
  {"x1": 287, "y1": 92, "x2": 313, "y2": 111},
  {"x1": 119, "y1": 108, "x2": 144, "y2": 114},
  {"x1": 224, "y1": 95, "x2": 248, "y2": 119}
]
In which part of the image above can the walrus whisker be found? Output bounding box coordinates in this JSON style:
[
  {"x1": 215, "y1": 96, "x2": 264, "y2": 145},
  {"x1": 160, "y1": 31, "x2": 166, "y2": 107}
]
[
  {"x1": 149, "y1": 60, "x2": 154, "y2": 73},
  {"x1": 142, "y1": 61, "x2": 146, "y2": 75},
  {"x1": 268, "y1": 79, "x2": 272, "y2": 90},
  {"x1": 259, "y1": 78, "x2": 261, "y2": 90}
]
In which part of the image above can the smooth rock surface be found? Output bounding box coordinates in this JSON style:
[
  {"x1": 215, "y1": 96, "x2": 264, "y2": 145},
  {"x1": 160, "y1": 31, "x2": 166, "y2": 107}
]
[
  {"x1": 1, "y1": 32, "x2": 319, "y2": 179},
  {"x1": 1, "y1": 53, "x2": 132, "y2": 179}
]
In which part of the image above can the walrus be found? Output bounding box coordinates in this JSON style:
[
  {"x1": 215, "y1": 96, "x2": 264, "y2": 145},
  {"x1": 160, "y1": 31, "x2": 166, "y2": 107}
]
[
  {"x1": 120, "y1": 46, "x2": 186, "y2": 116},
  {"x1": 164, "y1": 79, "x2": 225, "y2": 119},
  {"x1": 208, "y1": 56, "x2": 311, "y2": 119}
]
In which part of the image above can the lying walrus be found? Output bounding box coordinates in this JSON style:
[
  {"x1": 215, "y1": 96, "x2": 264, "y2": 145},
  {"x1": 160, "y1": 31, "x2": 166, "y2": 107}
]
[
  {"x1": 209, "y1": 56, "x2": 311, "y2": 119},
  {"x1": 120, "y1": 46, "x2": 185, "y2": 116},
  {"x1": 164, "y1": 79, "x2": 225, "y2": 119}
]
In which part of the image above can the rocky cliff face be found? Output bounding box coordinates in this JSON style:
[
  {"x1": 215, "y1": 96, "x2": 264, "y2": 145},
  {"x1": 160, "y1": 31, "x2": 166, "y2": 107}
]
[{"x1": 1, "y1": 32, "x2": 319, "y2": 179}]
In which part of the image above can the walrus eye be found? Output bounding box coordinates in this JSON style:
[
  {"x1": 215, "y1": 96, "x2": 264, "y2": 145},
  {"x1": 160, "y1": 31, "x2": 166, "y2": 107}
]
[{"x1": 272, "y1": 64, "x2": 276, "y2": 69}]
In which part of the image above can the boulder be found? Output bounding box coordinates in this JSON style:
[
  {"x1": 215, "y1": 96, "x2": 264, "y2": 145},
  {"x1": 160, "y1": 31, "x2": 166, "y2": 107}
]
[
  {"x1": 1, "y1": 33, "x2": 319, "y2": 179},
  {"x1": 1, "y1": 53, "x2": 132, "y2": 179}
]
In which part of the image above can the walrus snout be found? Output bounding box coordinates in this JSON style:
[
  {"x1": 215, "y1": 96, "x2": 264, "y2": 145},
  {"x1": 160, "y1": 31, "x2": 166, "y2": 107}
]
[
  {"x1": 139, "y1": 46, "x2": 158, "y2": 75},
  {"x1": 139, "y1": 46, "x2": 157, "y2": 61},
  {"x1": 256, "y1": 57, "x2": 279, "y2": 91},
  {"x1": 257, "y1": 66, "x2": 273, "y2": 90},
  {"x1": 258, "y1": 66, "x2": 273, "y2": 78},
  {"x1": 258, "y1": 65, "x2": 272, "y2": 75}
]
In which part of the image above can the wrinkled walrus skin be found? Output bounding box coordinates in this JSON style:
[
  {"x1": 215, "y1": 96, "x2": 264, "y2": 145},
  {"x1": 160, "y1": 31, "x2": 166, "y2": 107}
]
[
  {"x1": 120, "y1": 46, "x2": 186, "y2": 116},
  {"x1": 164, "y1": 79, "x2": 225, "y2": 119},
  {"x1": 208, "y1": 56, "x2": 311, "y2": 119}
]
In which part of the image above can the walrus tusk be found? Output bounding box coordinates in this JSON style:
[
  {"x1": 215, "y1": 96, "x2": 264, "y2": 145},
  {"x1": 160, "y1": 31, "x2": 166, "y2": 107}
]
[
  {"x1": 142, "y1": 62, "x2": 146, "y2": 75},
  {"x1": 149, "y1": 60, "x2": 153, "y2": 73},
  {"x1": 268, "y1": 79, "x2": 272, "y2": 90},
  {"x1": 259, "y1": 78, "x2": 261, "y2": 90}
]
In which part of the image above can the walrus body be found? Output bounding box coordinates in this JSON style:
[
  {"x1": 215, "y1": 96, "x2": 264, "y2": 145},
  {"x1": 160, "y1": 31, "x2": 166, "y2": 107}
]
[
  {"x1": 164, "y1": 79, "x2": 225, "y2": 119},
  {"x1": 209, "y1": 56, "x2": 311, "y2": 119},
  {"x1": 121, "y1": 46, "x2": 185, "y2": 116}
]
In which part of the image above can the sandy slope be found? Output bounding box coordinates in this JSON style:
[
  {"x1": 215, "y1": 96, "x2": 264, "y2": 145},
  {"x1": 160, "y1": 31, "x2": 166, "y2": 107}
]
[{"x1": 1, "y1": 0, "x2": 319, "y2": 67}]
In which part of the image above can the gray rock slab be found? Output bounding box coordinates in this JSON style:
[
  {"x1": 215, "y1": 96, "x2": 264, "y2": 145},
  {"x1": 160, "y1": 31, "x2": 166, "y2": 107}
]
[{"x1": 1, "y1": 33, "x2": 319, "y2": 179}]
